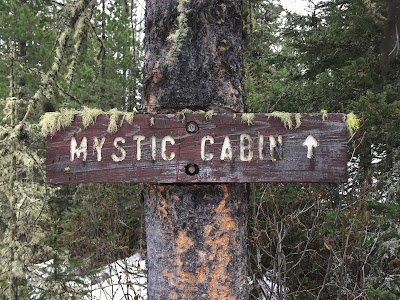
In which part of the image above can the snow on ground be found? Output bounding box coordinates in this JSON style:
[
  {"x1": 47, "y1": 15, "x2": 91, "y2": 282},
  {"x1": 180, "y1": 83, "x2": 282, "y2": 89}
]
[
  {"x1": 30, "y1": 254, "x2": 147, "y2": 300},
  {"x1": 85, "y1": 254, "x2": 147, "y2": 300}
]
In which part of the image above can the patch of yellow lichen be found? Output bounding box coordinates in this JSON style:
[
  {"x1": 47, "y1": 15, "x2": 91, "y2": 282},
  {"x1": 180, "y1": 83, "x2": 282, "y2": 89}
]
[
  {"x1": 241, "y1": 113, "x2": 255, "y2": 125},
  {"x1": 345, "y1": 112, "x2": 360, "y2": 136},
  {"x1": 40, "y1": 107, "x2": 136, "y2": 136}
]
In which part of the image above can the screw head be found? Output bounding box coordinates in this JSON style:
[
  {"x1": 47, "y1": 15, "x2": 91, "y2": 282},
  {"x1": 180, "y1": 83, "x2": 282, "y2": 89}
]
[
  {"x1": 185, "y1": 164, "x2": 199, "y2": 176},
  {"x1": 186, "y1": 121, "x2": 199, "y2": 133}
]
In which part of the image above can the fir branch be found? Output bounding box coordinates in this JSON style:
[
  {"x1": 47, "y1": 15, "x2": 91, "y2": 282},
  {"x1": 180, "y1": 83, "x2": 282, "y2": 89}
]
[
  {"x1": 65, "y1": 0, "x2": 96, "y2": 91},
  {"x1": 88, "y1": 20, "x2": 106, "y2": 62},
  {"x1": 22, "y1": 0, "x2": 96, "y2": 123},
  {"x1": 56, "y1": 82, "x2": 82, "y2": 104}
]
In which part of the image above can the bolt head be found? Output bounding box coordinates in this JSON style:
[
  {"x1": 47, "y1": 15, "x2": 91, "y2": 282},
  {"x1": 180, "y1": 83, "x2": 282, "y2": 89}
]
[{"x1": 186, "y1": 121, "x2": 199, "y2": 133}]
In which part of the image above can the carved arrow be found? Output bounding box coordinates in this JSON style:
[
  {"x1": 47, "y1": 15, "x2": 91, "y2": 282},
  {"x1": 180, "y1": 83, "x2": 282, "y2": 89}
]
[{"x1": 303, "y1": 135, "x2": 319, "y2": 159}]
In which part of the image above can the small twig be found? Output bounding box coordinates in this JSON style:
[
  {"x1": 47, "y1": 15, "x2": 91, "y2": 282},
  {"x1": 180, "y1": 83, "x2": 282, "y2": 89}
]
[
  {"x1": 51, "y1": 0, "x2": 65, "y2": 6},
  {"x1": 56, "y1": 82, "x2": 82, "y2": 104},
  {"x1": 389, "y1": 23, "x2": 400, "y2": 56}
]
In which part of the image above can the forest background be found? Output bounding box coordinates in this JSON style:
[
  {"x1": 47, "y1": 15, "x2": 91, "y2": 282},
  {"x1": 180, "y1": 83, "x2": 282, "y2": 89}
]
[{"x1": 0, "y1": 0, "x2": 399, "y2": 299}]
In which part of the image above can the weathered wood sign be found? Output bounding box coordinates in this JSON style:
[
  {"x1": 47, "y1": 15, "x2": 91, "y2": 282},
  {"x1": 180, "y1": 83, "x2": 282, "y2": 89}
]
[{"x1": 46, "y1": 113, "x2": 347, "y2": 184}]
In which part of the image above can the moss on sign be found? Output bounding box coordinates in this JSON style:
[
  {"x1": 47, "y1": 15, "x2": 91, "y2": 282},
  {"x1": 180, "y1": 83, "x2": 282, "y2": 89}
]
[{"x1": 40, "y1": 108, "x2": 136, "y2": 136}]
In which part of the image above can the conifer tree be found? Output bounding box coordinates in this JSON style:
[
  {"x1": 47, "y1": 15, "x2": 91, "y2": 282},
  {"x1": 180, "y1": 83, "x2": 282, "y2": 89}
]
[
  {"x1": 0, "y1": 52, "x2": 53, "y2": 300},
  {"x1": 245, "y1": 0, "x2": 400, "y2": 298}
]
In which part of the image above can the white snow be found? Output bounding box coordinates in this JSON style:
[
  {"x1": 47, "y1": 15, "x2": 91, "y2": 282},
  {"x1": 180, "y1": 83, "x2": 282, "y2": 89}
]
[
  {"x1": 85, "y1": 254, "x2": 147, "y2": 300},
  {"x1": 30, "y1": 254, "x2": 147, "y2": 300}
]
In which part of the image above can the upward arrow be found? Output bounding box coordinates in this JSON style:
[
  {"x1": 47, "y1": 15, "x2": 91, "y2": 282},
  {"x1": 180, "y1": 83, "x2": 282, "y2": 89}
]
[{"x1": 303, "y1": 135, "x2": 319, "y2": 159}]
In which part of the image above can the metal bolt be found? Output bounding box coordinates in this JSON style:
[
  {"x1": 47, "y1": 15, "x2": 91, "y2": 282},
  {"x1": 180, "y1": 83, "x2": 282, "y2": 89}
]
[
  {"x1": 185, "y1": 164, "x2": 199, "y2": 176},
  {"x1": 186, "y1": 121, "x2": 199, "y2": 134}
]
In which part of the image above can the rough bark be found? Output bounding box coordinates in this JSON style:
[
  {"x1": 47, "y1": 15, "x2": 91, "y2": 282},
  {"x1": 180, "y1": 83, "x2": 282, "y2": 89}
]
[
  {"x1": 144, "y1": 184, "x2": 248, "y2": 299},
  {"x1": 143, "y1": 0, "x2": 245, "y2": 113},
  {"x1": 142, "y1": 0, "x2": 248, "y2": 299}
]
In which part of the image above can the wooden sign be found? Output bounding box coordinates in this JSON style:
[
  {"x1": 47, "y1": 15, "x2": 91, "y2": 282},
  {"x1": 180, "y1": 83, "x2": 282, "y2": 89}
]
[{"x1": 46, "y1": 113, "x2": 348, "y2": 184}]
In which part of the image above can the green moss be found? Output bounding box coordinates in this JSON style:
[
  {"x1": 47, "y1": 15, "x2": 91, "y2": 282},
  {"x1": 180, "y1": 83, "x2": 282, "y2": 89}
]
[
  {"x1": 320, "y1": 109, "x2": 328, "y2": 121},
  {"x1": 107, "y1": 108, "x2": 123, "y2": 134},
  {"x1": 149, "y1": 116, "x2": 155, "y2": 126},
  {"x1": 204, "y1": 109, "x2": 215, "y2": 120},
  {"x1": 60, "y1": 109, "x2": 77, "y2": 128},
  {"x1": 2, "y1": 97, "x2": 17, "y2": 123},
  {"x1": 39, "y1": 109, "x2": 78, "y2": 136},
  {"x1": 39, "y1": 111, "x2": 61, "y2": 136},
  {"x1": 81, "y1": 106, "x2": 104, "y2": 128},
  {"x1": 124, "y1": 112, "x2": 135, "y2": 125},
  {"x1": 241, "y1": 113, "x2": 255, "y2": 125},
  {"x1": 295, "y1": 113, "x2": 302, "y2": 129},
  {"x1": 271, "y1": 111, "x2": 293, "y2": 129},
  {"x1": 344, "y1": 112, "x2": 360, "y2": 136},
  {"x1": 183, "y1": 109, "x2": 215, "y2": 120},
  {"x1": 40, "y1": 108, "x2": 136, "y2": 136},
  {"x1": 176, "y1": 108, "x2": 193, "y2": 121}
]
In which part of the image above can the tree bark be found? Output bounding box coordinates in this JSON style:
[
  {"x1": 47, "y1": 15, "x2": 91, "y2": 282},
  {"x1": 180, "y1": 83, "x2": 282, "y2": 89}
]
[
  {"x1": 143, "y1": 0, "x2": 245, "y2": 113},
  {"x1": 142, "y1": 0, "x2": 248, "y2": 299},
  {"x1": 144, "y1": 185, "x2": 248, "y2": 299}
]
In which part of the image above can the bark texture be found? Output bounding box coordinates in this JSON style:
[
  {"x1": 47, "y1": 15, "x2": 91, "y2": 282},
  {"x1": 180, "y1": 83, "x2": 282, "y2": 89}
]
[
  {"x1": 143, "y1": 0, "x2": 248, "y2": 299},
  {"x1": 144, "y1": 184, "x2": 248, "y2": 299},
  {"x1": 143, "y1": 0, "x2": 245, "y2": 112}
]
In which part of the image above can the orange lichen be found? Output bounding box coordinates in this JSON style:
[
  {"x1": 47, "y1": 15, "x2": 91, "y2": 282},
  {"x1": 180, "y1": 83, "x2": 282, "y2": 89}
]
[
  {"x1": 205, "y1": 184, "x2": 236, "y2": 299},
  {"x1": 154, "y1": 186, "x2": 174, "y2": 236},
  {"x1": 176, "y1": 230, "x2": 193, "y2": 253},
  {"x1": 157, "y1": 189, "x2": 169, "y2": 220},
  {"x1": 173, "y1": 230, "x2": 199, "y2": 293},
  {"x1": 150, "y1": 185, "x2": 243, "y2": 298},
  {"x1": 215, "y1": 184, "x2": 236, "y2": 231}
]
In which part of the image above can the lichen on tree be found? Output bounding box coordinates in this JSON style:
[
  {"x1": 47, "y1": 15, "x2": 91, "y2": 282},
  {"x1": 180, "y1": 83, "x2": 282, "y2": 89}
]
[
  {"x1": 344, "y1": 112, "x2": 361, "y2": 136},
  {"x1": 166, "y1": 0, "x2": 190, "y2": 63},
  {"x1": 0, "y1": 96, "x2": 55, "y2": 299}
]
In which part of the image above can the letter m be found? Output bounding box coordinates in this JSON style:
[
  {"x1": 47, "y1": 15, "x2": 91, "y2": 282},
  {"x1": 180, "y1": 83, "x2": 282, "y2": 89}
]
[{"x1": 70, "y1": 137, "x2": 88, "y2": 161}]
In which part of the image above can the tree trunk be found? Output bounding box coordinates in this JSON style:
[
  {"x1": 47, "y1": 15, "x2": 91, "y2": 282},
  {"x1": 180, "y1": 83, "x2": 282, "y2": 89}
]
[
  {"x1": 142, "y1": 0, "x2": 248, "y2": 299},
  {"x1": 143, "y1": 0, "x2": 245, "y2": 113}
]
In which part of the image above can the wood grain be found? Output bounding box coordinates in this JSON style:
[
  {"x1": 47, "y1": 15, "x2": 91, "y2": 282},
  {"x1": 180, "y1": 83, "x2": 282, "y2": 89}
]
[{"x1": 46, "y1": 113, "x2": 348, "y2": 184}]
